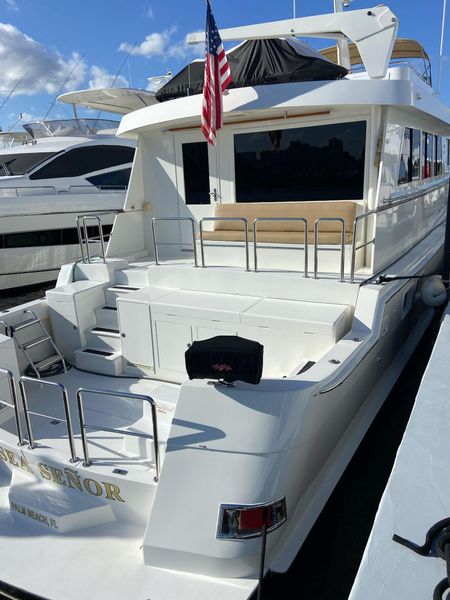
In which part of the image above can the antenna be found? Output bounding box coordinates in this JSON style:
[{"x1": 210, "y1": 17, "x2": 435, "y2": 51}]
[
  {"x1": 437, "y1": 0, "x2": 447, "y2": 96},
  {"x1": 0, "y1": 72, "x2": 28, "y2": 113},
  {"x1": 93, "y1": 42, "x2": 137, "y2": 124},
  {"x1": 43, "y1": 53, "x2": 86, "y2": 121}
]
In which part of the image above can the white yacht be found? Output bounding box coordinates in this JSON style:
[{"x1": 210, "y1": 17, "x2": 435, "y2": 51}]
[
  {"x1": 0, "y1": 87, "x2": 157, "y2": 290},
  {"x1": 0, "y1": 5, "x2": 448, "y2": 600}
]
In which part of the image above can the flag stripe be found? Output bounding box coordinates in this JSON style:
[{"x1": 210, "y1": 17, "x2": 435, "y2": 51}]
[{"x1": 201, "y1": 0, "x2": 232, "y2": 145}]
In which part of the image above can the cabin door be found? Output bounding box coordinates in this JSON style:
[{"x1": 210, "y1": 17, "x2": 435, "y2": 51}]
[{"x1": 174, "y1": 132, "x2": 220, "y2": 245}]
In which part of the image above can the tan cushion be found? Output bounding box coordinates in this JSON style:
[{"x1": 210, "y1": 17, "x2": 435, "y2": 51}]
[
  {"x1": 212, "y1": 201, "x2": 356, "y2": 233},
  {"x1": 202, "y1": 230, "x2": 352, "y2": 244}
]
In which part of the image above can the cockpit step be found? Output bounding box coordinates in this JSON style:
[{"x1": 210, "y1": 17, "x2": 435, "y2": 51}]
[{"x1": 8, "y1": 470, "x2": 116, "y2": 534}]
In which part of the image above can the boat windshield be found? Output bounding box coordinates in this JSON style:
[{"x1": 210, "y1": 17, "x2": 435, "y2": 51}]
[
  {"x1": 22, "y1": 119, "x2": 119, "y2": 139},
  {"x1": 0, "y1": 152, "x2": 56, "y2": 176}
]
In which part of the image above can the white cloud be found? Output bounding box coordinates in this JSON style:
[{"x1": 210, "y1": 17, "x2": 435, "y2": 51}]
[
  {"x1": 0, "y1": 23, "x2": 87, "y2": 96},
  {"x1": 119, "y1": 27, "x2": 204, "y2": 60},
  {"x1": 6, "y1": 0, "x2": 18, "y2": 11},
  {"x1": 88, "y1": 65, "x2": 129, "y2": 89}
]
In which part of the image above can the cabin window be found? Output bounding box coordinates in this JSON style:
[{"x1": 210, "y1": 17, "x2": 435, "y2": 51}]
[
  {"x1": 0, "y1": 152, "x2": 56, "y2": 176},
  {"x1": 29, "y1": 146, "x2": 135, "y2": 180},
  {"x1": 182, "y1": 142, "x2": 210, "y2": 204},
  {"x1": 398, "y1": 128, "x2": 421, "y2": 184},
  {"x1": 86, "y1": 168, "x2": 132, "y2": 189},
  {"x1": 435, "y1": 136, "x2": 443, "y2": 176},
  {"x1": 233, "y1": 121, "x2": 366, "y2": 202},
  {"x1": 422, "y1": 133, "x2": 434, "y2": 178},
  {"x1": 447, "y1": 139, "x2": 450, "y2": 167},
  {"x1": 412, "y1": 129, "x2": 421, "y2": 180},
  {"x1": 398, "y1": 128, "x2": 411, "y2": 184}
]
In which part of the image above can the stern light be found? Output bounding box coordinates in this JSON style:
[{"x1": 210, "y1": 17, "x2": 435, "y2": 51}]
[{"x1": 217, "y1": 497, "x2": 287, "y2": 540}]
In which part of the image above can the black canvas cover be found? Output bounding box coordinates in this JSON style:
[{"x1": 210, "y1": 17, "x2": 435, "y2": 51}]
[
  {"x1": 156, "y1": 38, "x2": 347, "y2": 102},
  {"x1": 185, "y1": 336, "x2": 263, "y2": 384}
]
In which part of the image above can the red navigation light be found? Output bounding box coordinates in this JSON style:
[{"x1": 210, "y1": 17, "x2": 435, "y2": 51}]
[{"x1": 217, "y1": 497, "x2": 287, "y2": 540}]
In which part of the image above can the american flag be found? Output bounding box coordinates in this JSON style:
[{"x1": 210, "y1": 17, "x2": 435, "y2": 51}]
[{"x1": 201, "y1": 0, "x2": 232, "y2": 145}]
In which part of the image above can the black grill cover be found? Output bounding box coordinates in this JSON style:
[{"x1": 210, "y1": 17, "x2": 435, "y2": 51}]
[
  {"x1": 185, "y1": 336, "x2": 263, "y2": 384},
  {"x1": 156, "y1": 38, "x2": 347, "y2": 102}
]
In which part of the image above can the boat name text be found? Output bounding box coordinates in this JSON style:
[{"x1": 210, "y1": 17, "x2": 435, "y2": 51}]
[{"x1": 0, "y1": 445, "x2": 125, "y2": 503}]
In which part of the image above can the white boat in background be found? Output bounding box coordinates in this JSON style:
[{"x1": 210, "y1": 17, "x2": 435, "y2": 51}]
[
  {"x1": 0, "y1": 4, "x2": 448, "y2": 599},
  {"x1": 0, "y1": 88, "x2": 157, "y2": 291}
]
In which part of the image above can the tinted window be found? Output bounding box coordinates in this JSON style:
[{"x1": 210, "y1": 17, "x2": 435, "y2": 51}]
[
  {"x1": 86, "y1": 168, "x2": 131, "y2": 189},
  {"x1": 435, "y1": 136, "x2": 443, "y2": 176},
  {"x1": 398, "y1": 128, "x2": 411, "y2": 184},
  {"x1": 422, "y1": 133, "x2": 433, "y2": 178},
  {"x1": 412, "y1": 129, "x2": 420, "y2": 179},
  {"x1": 234, "y1": 121, "x2": 366, "y2": 202},
  {"x1": 182, "y1": 142, "x2": 210, "y2": 204},
  {"x1": 30, "y1": 145, "x2": 135, "y2": 180},
  {"x1": 0, "y1": 152, "x2": 56, "y2": 175},
  {"x1": 398, "y1": 128, "x2": 421, "y2": 184}
]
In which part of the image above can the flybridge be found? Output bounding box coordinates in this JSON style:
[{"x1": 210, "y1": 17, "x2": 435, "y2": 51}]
[{"x1": 187, "y1": 5, "x2": 399, "y2": 79}]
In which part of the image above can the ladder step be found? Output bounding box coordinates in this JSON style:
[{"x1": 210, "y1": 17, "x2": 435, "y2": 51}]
[
  {"x1": 11, "y1": 318, "x2": 40, "y2": 332},
  {"x1": 22, "y1": 335, "x2": 51, "y2": 350},
  {"x1": 35, "y1": 355, "x2": 64, "y2": 371}
]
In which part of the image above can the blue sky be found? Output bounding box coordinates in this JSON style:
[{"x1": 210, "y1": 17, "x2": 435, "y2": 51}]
[{"x1": 0, "y1": 0, "x2": 448, "y2": 130}]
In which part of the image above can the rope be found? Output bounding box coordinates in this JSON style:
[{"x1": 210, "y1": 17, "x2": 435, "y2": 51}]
[{"x1": 393, "y1": 518, "x2": 450, "y2": 599}]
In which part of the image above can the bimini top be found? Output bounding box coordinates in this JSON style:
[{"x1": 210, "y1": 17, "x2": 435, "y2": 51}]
[
  {"x1": 319, "y1": 38, "x2": 430, "y2": 66},
  {"x1": 155, "y1": 38, "x2": 348, "y2": 102},
  {"x1": 58, "y1": 88, "x2": 158, "y2": 115}
]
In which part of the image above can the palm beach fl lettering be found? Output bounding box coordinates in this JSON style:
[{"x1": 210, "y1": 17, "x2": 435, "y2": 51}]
[{"x1": 0, "y1": 444, "x2": 125, "y2": 503}]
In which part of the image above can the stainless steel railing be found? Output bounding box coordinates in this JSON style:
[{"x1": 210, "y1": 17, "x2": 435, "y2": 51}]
[
  {"x1": 0, "y1": 368, "x2": 25, "y2": 446},
  {"x1": 253, "y1": 217, "x2": 309, "y2": 276},
  {"x1": 76, "y1": 388, "x2": 160, "y2": 482},
  {"x1": 199, "y1": 217, "x2": 250, "y2": 271},
  {"x1": 76, "y1": 212, "x2": 116, "y2": 264},
  {"x1": 314, "y1": 218, "x2": 345, "y2": 282},
  {"x1": 19, "y1": 376, "x2": 78, "y2": 462},
  {"x1": 151, "y1": 217, "x2": 198, "y2": 267}
]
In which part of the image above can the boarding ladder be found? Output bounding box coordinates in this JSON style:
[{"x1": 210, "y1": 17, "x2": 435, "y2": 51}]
[{"x1": 8, "y1": 310, "x2": 66, "y2": 378}]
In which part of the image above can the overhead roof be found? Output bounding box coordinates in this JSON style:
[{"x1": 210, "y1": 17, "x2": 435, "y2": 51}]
[
  {"x1": 58, "y1": 88, "x2": 158, "y2": 115},
  {"x1": 319, "y1": 38, "x2": 430, "y2": 66}
]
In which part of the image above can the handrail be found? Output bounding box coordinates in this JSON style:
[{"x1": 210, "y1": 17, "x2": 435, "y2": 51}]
[
  {"x1": 200, "y1": 217, "x2": 250, "y2": 271},
  {"x1": 0, "y1": 368, "x2": 25, "y2": 446},
  {"x1": 68, "y1": 185, "x2": 127, "y2": 194},
  {"x1": 19, "y1": 376, "x2": 78, "y2": 462},
  {"x1": 349, "y1": 174, "x2": 450, "y2": 282},
  {"x1": 76, "y1": 388, "x2": 160, "y2": 482},
  {"x1": 253, "y1": 217, "x2": 309, "y2": 276},
  {"x1": 151, "y1": 217, "x2": 198, "y2": 267},
  {"x1": 76, "y1": 212, "x2": 115, "y2": 264},
  {"x1": 313, "y1": 218, "x2": 345, "y2": 282}
]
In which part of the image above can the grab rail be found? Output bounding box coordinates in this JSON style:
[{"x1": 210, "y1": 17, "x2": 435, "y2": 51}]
[
  {"x1": 200, "y1": 217, "x2": 250, "y2": 271},
  {"x1": 253, "y1": 217, "x2": 308, "y2": 276},
  {"x1": 76, "y1": 212, "x2": 115, "y2": 264},
  {"x1": 0, "y1": 368, "x2": 25, "y2": 446},
  {"x1": 313, "y1": 218, "x2": 345, "y2": 282},
  {"x1": 76, "y1": 388, "x2": 160, "y2": 482},
  {"x1": 19, "y1": 376, "x2": 78, "y2": 462},
  {"x1": 151, "y1": 217, "x2": 198, "y2": 267}
]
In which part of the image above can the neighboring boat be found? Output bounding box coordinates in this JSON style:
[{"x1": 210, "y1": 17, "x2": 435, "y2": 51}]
[
  {"x1": 0, "y1": 4, "x2": 448, "y2": 600},
  {"x1": 0, "y1": 87, "x2": 157, "y2": 290}
]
